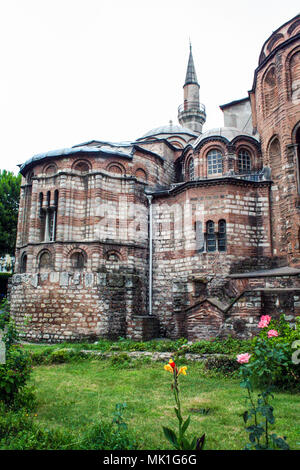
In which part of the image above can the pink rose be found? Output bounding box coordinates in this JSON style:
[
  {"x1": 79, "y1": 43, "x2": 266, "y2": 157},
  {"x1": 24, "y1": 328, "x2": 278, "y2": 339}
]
[
  {"x1": 237, "y1": 353, "x2": 251, "y2": 364},
  {"x1": 258, "y1": 315, "x2": 272, "y2": 328},
  {"x1": 268, "y1": 329, "x2": 279, "y2": 338}
]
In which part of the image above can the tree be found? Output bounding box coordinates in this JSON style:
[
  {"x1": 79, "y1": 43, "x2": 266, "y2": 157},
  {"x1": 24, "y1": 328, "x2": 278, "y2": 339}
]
[{"x1": 0, "y1": 170, "x2": 21, "y2": 256}]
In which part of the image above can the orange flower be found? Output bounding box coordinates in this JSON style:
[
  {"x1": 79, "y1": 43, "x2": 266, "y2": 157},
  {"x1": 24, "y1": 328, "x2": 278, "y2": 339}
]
[
  {"x1": 164, "y1": 363, "x2": 173, "y2": 373},
  {"x1": 164, "y1": 358, "x2": 176, "y2": 373},
  {"x1": 178, "y1": 366, "x2": 187, "y2": 376},
  {"x1": 164, "y1": 359, "x2": 187, "y2": 376}
]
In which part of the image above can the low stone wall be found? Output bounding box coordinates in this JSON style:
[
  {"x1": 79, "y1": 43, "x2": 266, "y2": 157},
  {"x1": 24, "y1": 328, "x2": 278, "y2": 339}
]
[{"x1": 9, "y1": 270, "x2": 152, "y2": 342}]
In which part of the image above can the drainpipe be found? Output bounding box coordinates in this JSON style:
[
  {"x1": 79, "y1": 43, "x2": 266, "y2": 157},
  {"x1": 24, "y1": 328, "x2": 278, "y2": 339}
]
[{"x1": 146, "y1": 195, "x2": 153, "y2": 315}]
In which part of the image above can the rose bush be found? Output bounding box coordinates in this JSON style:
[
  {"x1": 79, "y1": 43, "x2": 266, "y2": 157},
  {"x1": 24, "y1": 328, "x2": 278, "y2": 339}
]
[
  {"x1": 251, "y1": 314, "x2": 300, "y2": 390},
  {"x1": 237, "y1": 315, "x2": 296, "y2": 450}
]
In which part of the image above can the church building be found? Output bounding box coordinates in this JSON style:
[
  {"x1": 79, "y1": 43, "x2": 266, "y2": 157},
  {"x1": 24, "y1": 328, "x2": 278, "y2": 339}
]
[{"x1": 9, "y1": 14, "x2": 300, "y2": 342}]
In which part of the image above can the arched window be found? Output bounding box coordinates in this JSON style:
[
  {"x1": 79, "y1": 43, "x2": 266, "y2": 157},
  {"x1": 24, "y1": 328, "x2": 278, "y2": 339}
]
[
  {"x1": 106, "y1": 163, "x2": 125, "y2": 175},
  {"x1": 187, "y1": 158, "x2": 194, "y2": 181},
  {"x1": 267, "y1": 34, "x2": 284, "y2": 53},
  {"x1": 20, "y1": 253, "x2": 27, "y2": 273},
  {"x1": 238, "y1": 149, "x2": 251, "y2": 174},
  {"x1": 44, "y1": 164, "x2": 57, "y2": 176},
  {"x1": 269, "y1": 137, "x2": 281, "y2": 177},
  {"x1": 39, "y1": 192, "x2": 44, "y2": 215},
  {"x1": 135, "y1": 168, "x2": 148, "y2": 181},
  {"x1": 295, "y1": 126, "x2": 300, "y2": 194},
  {"x1": 218, "y1": 220, "x2": 226, "y2": 252},
  {"x1": 73, "y1": 160, "x2": 90, "y2": 173},
  {"x1": 39, "y1": 190, "x2": 59, "y2": 242},
  {"x1": 263, "y1": 66, "x2": 278, "y2": 115},
  {"x1": 207, "y1": 149, "x2": 223, "y2": 176},
  {"x1": 54, "y1": 189, "x2": 59, "y2": 206},
  {"x1": 106, "y1": 250, "x2": 121, "y2": 262},
  {"x1": 206, "y1": 221, "x2": 216, "y2": 252},
  {"x1": 70, "y1": 252, "x2": 85, "y2": 270},
  {"x1": 288, "y1": 19, "x2": 300, "y2": 36},
  {"x1": 39, "y1": 251, "x2": 52, "y2": 271},
  {"x1": 290, "y1": 51, "x2": 300, "y2": 104}
]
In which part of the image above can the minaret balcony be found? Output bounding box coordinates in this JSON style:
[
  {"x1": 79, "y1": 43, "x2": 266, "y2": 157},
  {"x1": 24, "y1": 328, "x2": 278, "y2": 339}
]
[
  {"x1": 178, "y1": 101, "x2": 206, "y2": 132},
  {"x1": 178, "y1": 101, "x2": 206, "y2": 124},
  {"x1": 178, "y1": 101, "x2": 206, "y2": 115}
]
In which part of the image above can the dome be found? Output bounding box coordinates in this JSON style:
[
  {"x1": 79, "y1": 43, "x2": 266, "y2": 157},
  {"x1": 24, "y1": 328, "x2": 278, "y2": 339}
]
[
  {"x1": 193, "y1": 127, "x2": 259, "y2": 148},
  {"x1": 138, "y1": 124, "x2": 198, "y2": 140}
]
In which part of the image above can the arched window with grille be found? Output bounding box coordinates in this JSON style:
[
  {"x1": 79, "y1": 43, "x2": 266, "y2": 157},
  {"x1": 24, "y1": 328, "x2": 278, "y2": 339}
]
[
  {"x1": 218, "y1": 220, "x2": 226, "y2": 252},
  {"x1": 238, "y1": 149, "x2": 251, "y2": 174},
  {"x1": 187, "y1": 158, "x2": 194, "y2": 181},
  {"x1": 207, "y1": 149, "x2": 223, "y2": 176},
  {"x1": 206, "y1": 221, "x2": 216, "y2": 252}
]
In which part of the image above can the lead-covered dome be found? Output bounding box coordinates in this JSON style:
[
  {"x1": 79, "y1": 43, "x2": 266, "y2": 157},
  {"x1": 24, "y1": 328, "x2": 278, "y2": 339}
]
[
  {"x1": 138, "y1": 124, "x2": 198, "y2": 140},
  {"x1": 193, "y1": 126, "x2": 259, "y2": 148}
]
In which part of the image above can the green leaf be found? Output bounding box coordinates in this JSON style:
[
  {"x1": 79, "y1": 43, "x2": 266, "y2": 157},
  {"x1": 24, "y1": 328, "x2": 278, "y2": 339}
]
[
  {"x1": 181, "y1": 437, "x2": 192, "y2": 450},
  {"x1": 181, "y1": 416, "x2": 190, "y2": 435},
  {"x1": 174, "y1": 407, "x2": 182, "y2": 425},
  {"x1": 242, "y1": 411, "x2": 249, "y2": 423},
  {"x1": 162, "y1": 427, "x2": 179, "y2": 449},
  {"x1": 190, "y1": 436, "x2": 197, "y2": 450},
  {"x1": 270, "y1": 434, "x2": 290, "y2": 450}
]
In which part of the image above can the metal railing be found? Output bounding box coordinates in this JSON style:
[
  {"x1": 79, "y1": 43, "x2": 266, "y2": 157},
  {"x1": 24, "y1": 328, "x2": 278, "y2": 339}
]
[
  {"x1": 234, "y1": 171, "x2": 268, "y2": 182},
  {"x1": 178, "y1": 101, "x2": 206, "y2": 114}
]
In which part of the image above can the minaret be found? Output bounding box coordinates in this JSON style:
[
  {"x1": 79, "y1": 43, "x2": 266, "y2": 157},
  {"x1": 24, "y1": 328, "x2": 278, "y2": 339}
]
[{"x1": 178, "y1": 43, "x2": 206, "y2": 134}]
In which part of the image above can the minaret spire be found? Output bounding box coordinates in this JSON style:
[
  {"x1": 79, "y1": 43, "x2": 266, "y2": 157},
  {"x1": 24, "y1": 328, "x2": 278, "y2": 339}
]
[
  {"x1": 185, "y1": 42, "x2": 198, "y2": 86},
  {"x1": 178, "y1": 43, "x2": 206, "y2": 134}
]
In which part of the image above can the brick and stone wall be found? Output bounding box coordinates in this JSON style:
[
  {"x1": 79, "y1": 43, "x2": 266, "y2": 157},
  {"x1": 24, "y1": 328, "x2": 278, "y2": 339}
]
[
  {"x1": 9, "y1": 14, "x2": 300, "y2": 343},
  {"x1": 150, "y1": 180, "x2": 272, "y2": 337},
  {"x1": 249, "y1": 17, "x2": 300, "y2": 265},
  {"x1": 11, "y1": 266, "x2": 159, "y2": 342}
]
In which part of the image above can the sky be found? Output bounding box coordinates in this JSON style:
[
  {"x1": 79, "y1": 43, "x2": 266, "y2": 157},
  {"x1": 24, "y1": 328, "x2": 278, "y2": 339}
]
[{"x1": 0, "y1": 0, "x2": 299, "y2": 174}]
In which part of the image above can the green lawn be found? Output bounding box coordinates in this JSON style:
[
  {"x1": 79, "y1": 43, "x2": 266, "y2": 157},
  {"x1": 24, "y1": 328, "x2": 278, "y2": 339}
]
[{"x1": 28, "y1": 359, "x2": 300, "y2": 450}]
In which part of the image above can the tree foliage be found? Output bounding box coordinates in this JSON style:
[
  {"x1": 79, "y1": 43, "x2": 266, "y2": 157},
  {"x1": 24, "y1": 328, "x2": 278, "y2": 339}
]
[{"x1": 0, "y1": 170, "x2": 21, "y2": 256}]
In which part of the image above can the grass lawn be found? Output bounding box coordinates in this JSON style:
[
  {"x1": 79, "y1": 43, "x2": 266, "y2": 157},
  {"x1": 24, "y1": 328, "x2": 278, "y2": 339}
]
[{"x1": 28, "y1": 358, "x2": 300, "y2": 450}]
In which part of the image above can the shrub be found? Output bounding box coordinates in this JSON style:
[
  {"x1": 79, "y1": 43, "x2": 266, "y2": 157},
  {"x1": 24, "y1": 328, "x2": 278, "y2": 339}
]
[
  {"x1": 0, "y1": 273, "x2": 12, "y2": 298},
  {"x1": 0, "y1": 405, "x2": 74, "y2": 450},
  {"x1": 183, "y1": 337, "x2": 254, "y2": 356},
  {"x1": 0, "y1": 346, "x2": 32, "y2": 406},
  {"x1": 204, "y1": 356, "x2": 241, "y2": 376},
  {"x1": 110, "y1": 353, "x2": 132, "y2": 368},
  {"x1": 0, "y1": 298, "x2": 34, "y2": 408},
  {"x1": 29, "y1": 347, "x2": 88, "y2": 365},
  {"x1": 79, "y1": 403, "x2": 138, "y2": 450},
  {"x1": 250, "y1": 315, "x2": 300, "y2": 391},
  {"x1": 48, "y1": 348, "x2": 78, "y2": 364}
]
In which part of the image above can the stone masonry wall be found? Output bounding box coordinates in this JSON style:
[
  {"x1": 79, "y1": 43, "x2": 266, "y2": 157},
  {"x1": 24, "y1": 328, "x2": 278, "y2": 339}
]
[
  {"x1": 10, "y1": 267, "x2": 155, "y2": 342},
  {"x1": 151, "y1": 181, "x2": 272, "y2": 337}
]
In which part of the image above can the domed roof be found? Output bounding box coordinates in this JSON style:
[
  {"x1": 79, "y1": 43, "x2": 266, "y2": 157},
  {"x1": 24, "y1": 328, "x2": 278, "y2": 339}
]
[
  {"x1": 193, "y1": 127, "x2": 259, "y2": 147},
  {"x1": 138, "y1": 124, "x2": 198, "y2": 140}
]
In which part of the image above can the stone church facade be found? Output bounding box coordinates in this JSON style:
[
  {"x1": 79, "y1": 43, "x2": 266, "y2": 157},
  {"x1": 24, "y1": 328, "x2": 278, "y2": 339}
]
[{"x1": 9, "y1": 14, "x2": 300, "y2": 342}]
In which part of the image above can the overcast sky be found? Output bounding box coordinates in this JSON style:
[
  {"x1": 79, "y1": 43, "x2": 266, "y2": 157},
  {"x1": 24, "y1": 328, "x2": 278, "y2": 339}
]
[{"x1": 0, "y1": 0, "x2": 299, "y2": 174}]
